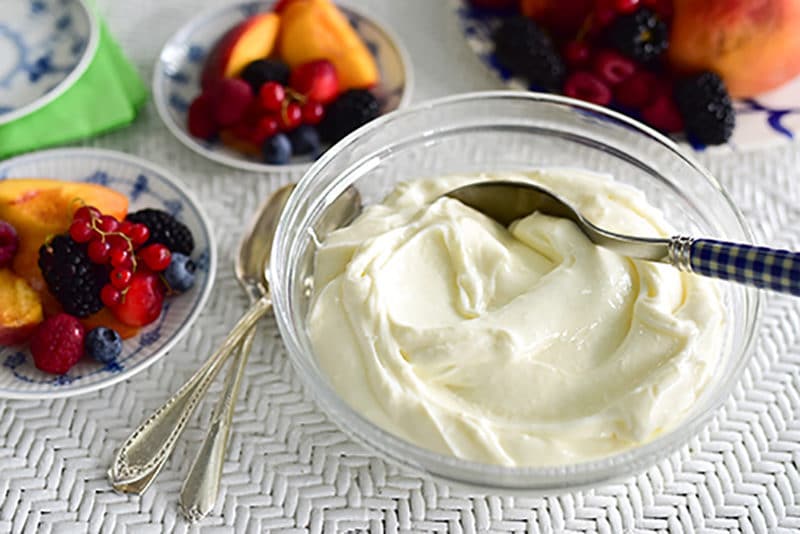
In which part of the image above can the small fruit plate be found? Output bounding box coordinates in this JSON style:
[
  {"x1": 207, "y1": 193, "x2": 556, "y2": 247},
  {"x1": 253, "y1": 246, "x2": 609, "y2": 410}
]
[
  {"x1": 0, "y1": 149, "x2": 217, "y2": 399},
  {"x1": 0, "y1": 0, "x2": 100, "y2": 126},
  {"x1": 153, "y1": 0, "x2": 412, "y2": 173},
  {"x1": 453, "y1": 0, "x2": 800, "y2": 152}
]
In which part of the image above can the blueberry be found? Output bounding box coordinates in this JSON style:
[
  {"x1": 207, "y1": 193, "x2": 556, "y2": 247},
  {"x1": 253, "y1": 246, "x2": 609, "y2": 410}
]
[
  {"x1": 288, "y1": 125, "x2": 321, "y2": 156},
  {"x1": 86, "y1": 327, "x2": 122, "y2": 364},
  {"x1": 164, "y1": 252, "x2": 196, "y2": 293},
  {"x1": 262, "y1": 133, "x2": 292, "y2": 164}
]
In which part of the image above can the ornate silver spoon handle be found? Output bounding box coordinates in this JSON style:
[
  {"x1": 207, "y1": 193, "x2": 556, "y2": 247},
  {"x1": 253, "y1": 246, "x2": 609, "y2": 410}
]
[
  {"x1": 179, "y1": 322, "x2": 260, "y2": 521},
  {"x1": 108, "y1": 296, "x2": 271, "y2": 493}
]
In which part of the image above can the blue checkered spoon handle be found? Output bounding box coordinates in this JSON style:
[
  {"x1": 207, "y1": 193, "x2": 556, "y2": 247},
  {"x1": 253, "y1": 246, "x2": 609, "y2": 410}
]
[{"x1": 669, "y1": 237, "x2": 800, "y2": 295}]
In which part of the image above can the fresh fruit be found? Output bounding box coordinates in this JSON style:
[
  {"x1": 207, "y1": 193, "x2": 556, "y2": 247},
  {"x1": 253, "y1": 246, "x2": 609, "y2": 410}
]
[
  {"x1": 29, "y1": 314, "x2": 85, "y2": 374},
  {"x1": 110, "y1": 268, "x2": 133, "y2": 290},
  {"x1": 668, "y1": 0, "x2": 800, "y2": 98},
  {"x1": 289, "y1": 60, "x2": 340, "y2": 104},
  {"x1": 592, "y1": 50, "x2": 636, "y2": 86},
  {"x1": 0, "y1": 220, "x2": 19, "y2": 269},
  {"x1": 492, "y1": 17, "x2": 565, "y2": 92},
  {"x1": 563, "y1": 71, "x2": 613, "y2": 105},
  {"x1": 259, "y1": 82, "x2": 286, "y2": 112},
  {"x1": 210, "y1": 78, "x2": 254, "y2": 127},
  {"x1": 85, "y1": 327, "x2": 122, "y2": 364},
  {"x1": 262, "y1": 133, "x2": 293, "y2": 164},
  {"x1": 614, "y1": 70, "x2": 659, "y2": 109},
  {"x1": 200, "y1": 12, "x2": 280, "y2": 89},
  {"x1": 38, "y1": 235, "x2": 108, "y2": 318},
  {"x1": 0, "y1": 268, "x2": 42, "y2": 346},
  {"x1": 607, "y1": 7, "x2": 669, "y2": 63},
  {"x1": 280, "y1": 102, "x2": 303, "y2": 130},
  {"x1": 220, "y1": 129, "x2": 262, "y2": 156},
  {"x1": 187, "y1": 93, "x2": 218, "y2": 140},
  {"x1": 80, "y1": 308, "x2": 139, "y2": 340},
  {"x1": 253, "y1": 115, "x2": 281, "y2": 144},
  {"x1": 674, "y1": 71, "x2": 735, "y2": 144},
  {"x1": 563, "y1": 41, "x2": 591, "y2": 67},
  {"x1": 139, "y1": 244, "x2": 172, "y2": 272},
  {"x1": 277, "y1": 0, "x2": 379, "y2": 90},
  {"x1": 87, "y1": 239, "x2": 111, "y2": 264},
  {"x1": 288, "y1": 125, "x2": 321, "y2": 156},
  {"x1": 641, "y1": 94, "x2": 684, "y2": 132},
  {"x1": 520, "y1": 0, "x2": 594, "y2": 38},
  {"x1": 615, "y1": 0, "x2": 641, "y2": 13},
  {"x1": 127, "y1": 223, "x2": 150, "y2": 248},
  {"x1": 69, "y1": 219, "x2": 94, "y2": 244},
  {"x1": 108, "y1": 272, "x2": 165, "y2": 327},
  {"x1": 301, "y1": 100, "x2": 324, "y2": 125},
  {"x1": 125, "y1": 209, "x2": 195, "y2": 256},
  {"x1": 0, "y1": 180, "x2": 127, "y2": 292},
  {"x1": 101, "y1": 284, "x2": 122, "y2": 308},
  {"x1": 240, "y1": 59, "x2": 291, "y2": 93},
  {"x1": 469, "y1": 0, "x2": 518, "y2": 9},
  {"x1": 318, "y1": 89, "x2": 380, "y2": 143},
  {"x1": 164, "y1": 253, "x2": 196, "y2": 293}
]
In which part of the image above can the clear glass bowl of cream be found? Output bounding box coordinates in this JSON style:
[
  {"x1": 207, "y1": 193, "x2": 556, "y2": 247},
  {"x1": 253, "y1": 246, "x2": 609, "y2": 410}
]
[{"x1": 270, "y1": 91, "x2": 761, "y2": 493}]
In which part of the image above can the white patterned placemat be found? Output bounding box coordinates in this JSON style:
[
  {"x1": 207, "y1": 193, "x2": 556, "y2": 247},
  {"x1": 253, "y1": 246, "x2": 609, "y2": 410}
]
[{"x1": 1, "y1": 1, "x2": 799, "y2": 532}]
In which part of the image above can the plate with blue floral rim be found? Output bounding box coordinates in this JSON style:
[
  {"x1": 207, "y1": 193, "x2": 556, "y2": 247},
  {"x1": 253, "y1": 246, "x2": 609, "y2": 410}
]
[
  {"x1": 453, "y1": 0, "x2": 800, "y2": 152},
  {"x1": 0, "y1": 0, "x2": 100, "y2": 126},
  {"x1": 153, "y1": 0, "x2": 413, "y2": 173},
  {"x1": 0, "y1": 148, "x2": 217, "y2": 399}
]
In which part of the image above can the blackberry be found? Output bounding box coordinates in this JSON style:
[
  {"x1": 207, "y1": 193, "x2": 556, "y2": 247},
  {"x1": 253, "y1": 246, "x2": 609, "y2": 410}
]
[
  {"x1": 240, "y1": 59, "x2": 290, "y2": 94},
  {"x1": 607, "y1": 8, "x2": 669, "y2": 64},
  {"x1": 674, "y1": 71, "x2": 735, "y2": 145},
  {"x1": 125, "y1": 209, "x2": 194, "y2": 255},
  {"x1": 491, "y1": 16, "x2": 564, "y2": 92},
  {"x1": 38, "y1": 235, "x2": 108, "y2": 318},
  {"x1": 318, "y1": 90, "x2": 380, "y2": 143}
]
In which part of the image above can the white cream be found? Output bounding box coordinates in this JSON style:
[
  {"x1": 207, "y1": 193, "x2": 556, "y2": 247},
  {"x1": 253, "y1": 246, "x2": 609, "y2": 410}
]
[{"x1": 308, "y1": 170, "x2": 725, "y2": 467}]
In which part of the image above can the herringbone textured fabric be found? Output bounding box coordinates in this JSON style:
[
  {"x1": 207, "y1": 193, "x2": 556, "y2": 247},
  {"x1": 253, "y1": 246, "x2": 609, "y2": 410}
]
[{"x1": 1, "y1": 1, "x2": 799, "y2": 532}]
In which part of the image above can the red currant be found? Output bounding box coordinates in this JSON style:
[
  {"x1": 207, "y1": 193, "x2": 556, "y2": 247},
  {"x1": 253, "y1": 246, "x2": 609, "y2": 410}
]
[
  {"x1": 119, "y1": 220, "x2": 134, "y2": 237},
  {"x1": 563, "y1": 41, "x2": 591, "y2": 67},
  {"x1": 110, "y1": 268, "x2": 133, "y2": 290},
  {"x1": 128, "y1": 224, "x2": 150, "y2": 247},
  {"x1": 69, "y1": 220, "x2": 94, "y2": 243},
  {"x1": 614, "y1": 0, "x2": 640, "y2": 13},
  {"x1": 280, "y1": 102, "x2": 302, "y2": 131},
  {"x1": 101, "y1": 284, "x2": 122, "y2": 307},
  {"x1": 97, "y1": 215, "x2": 120, "y2": 233},
  {"x1": 259, "y1": 82, "x2": 286, "y2": 112},
  {"x1": 563, "y1": 71, "x2": 613, "y2": 106},
  {"x1": 139, "y1": 244, "x2": 172, "y2": 272},
  {"x1": 73, "y1": 206, "x2": 100, "y2": 222},
  {"x1": 110, "y1": 247, "x2": 131, "y2": 268},
  {"x1": 301, "y1": 100, "x2": 324, "y2": 125},
  {"x1": 88, "y1": 239, "x2": 111, "y2": 264},
  {"x1": 252, "y1": 115, "x2": 280, "y2": 144}
]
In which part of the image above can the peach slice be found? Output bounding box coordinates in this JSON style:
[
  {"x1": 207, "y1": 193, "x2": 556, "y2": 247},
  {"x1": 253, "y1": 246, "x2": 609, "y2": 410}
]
[
  {"x1": 0, "y1": 268, "x2": 43, "y2": 346},
  {"x1": 201, "y1": 12, "x2": 280, "y2": 90},
  {"x1": 669, "y1": 0, "x2": 800, "y2": 98},
  {"x1": 278, "y1": 0, "x2": 379, "y2": 90},
  {"x1": 0, "y1": 179, "x2": 128, "y2": 292}
]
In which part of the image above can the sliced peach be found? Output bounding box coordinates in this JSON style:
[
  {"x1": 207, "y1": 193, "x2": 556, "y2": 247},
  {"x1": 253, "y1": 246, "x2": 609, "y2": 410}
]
[
  {"x1": 0, "y1": 268, "x2": 43, "y2": 346},
  {"x1": 278, "y1": 0, "x2": 379, "y2": 90},
  {"x1": 201, "y1": 13, "x2": 280, "y2": 90},
  {"x1": 0, "y1": 179, "x2": 128, "y2": 291}
]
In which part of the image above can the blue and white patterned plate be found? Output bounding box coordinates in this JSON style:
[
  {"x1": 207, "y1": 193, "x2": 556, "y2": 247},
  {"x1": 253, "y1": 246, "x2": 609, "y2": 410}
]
[
  {"x1": 454, "y1": 1, "x2": 800, "y2": 152},
  {"x1": 0, "y1": 0, "x2": 99, "y2": 126},
  {"x1": 153, "y1": 0, "x2": 413, "y2": 173},
  {"x1": 0, "y1": 149, "x2": 217, "y2": 399}
]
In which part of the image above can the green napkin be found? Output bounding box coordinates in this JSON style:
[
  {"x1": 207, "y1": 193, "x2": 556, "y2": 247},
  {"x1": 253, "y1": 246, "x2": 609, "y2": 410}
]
[{"x1": 0, "y1": 21, "x2": 147, "y2": 159}]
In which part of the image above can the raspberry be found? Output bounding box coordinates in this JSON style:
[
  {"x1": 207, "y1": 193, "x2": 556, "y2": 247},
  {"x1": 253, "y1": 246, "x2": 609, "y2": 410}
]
[
  {"x1": 614, "y1": 70, "x2": 659, "y2": 109},
  {"x1": 39, "y1": 235, "x2": 108, "y2": 317},
  {"x1": 674, "y1": 71, "x2": 735, "y2": 145},
  {"x1": 125, "y1": 209, "x2": 194, "y2": 255},
  {"x1": 187, "y1": 93, "x2": 218, "y2": 140},
  {"x1": 641, "y1": 94, "x2": 684, "y2": 133},
  {"x1": 563, "y1": 71, "x2": 612, "y2": 106},
  {"x1": 210, "y1": 78, "x2": 253, "y2": 127},
  {"x1": 318, "y1": 89, "x2": 380, "y2": 143},
  {"x1": 592, "y1": 50, "x2": 636, "y2": 86},
  {"x1": 492, "y1": 17, "x2": 565, "y2": 92},
  {"x1": 30, "y1": 314, "x2": 85, "y2": 374},
  {"x1": 0, "y1": 220, "x2": 19, "y2": 269}
]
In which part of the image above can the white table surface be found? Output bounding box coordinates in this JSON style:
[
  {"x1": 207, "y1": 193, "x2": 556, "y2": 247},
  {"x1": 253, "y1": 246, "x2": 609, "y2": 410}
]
[{"x1": 2, "y1": 0, "x2": 800, "y2": 532}]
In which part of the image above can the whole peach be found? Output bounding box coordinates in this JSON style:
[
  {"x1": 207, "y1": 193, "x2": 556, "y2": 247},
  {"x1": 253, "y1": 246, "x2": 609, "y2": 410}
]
[{"x1": 668, "y1": 0, "x2": 800, "y2": 97}]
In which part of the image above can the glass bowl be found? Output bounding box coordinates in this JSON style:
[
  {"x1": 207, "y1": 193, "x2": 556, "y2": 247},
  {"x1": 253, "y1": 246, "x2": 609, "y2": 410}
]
[{"x1": 270, "y1": 91, "x2": 762, "y2": 493}]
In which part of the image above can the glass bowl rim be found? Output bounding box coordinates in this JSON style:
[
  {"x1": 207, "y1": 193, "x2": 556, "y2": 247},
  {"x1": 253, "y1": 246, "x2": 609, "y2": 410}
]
[{"x1": 270, "y1": 90, "x2": 763, "y2": 491}]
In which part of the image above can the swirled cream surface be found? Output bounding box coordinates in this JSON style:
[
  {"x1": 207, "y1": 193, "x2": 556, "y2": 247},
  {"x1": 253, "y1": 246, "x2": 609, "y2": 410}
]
[{"x1": 308, "y1": 170, "x2": 725, "y2": 466}]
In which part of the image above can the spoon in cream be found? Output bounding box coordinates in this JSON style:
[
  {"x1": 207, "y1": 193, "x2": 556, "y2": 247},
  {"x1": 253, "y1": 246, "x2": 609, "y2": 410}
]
[{"x1": 446, "y1": 180, "x2": 800, "y2": 296}]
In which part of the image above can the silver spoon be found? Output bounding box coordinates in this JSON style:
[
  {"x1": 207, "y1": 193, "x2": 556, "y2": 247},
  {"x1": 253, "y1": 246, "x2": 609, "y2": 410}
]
[
  {"x1": 179, "y1": 184, "x2": 294, "y2": 521},
  {"x1": 108, "y1": 185, "x2": 293, "y2": 495},
  {"x1": 446, "y1": 180, "x2": 800, "y2": 296}
]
